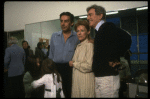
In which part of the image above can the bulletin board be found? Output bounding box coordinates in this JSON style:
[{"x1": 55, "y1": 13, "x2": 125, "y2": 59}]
[{"x1": 39, "y1": 38, "x2": 49, "y2": 49}]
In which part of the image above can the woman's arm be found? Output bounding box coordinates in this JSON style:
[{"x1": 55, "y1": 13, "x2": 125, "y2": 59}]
[{"x1": 31, "y1": 75, "x2": 46, "y2": 89}]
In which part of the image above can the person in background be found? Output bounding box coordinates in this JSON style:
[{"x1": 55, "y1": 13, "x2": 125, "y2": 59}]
[
  {"x1": 35, "y1": 42, "x2": 46, "y2": 61},
  {"x1": 4, "y1": 36, "x2": 25, "y2": 98},
  {"x1": 48, "y1": 12, "x2": 79, "y2": 98},
  {"x1": 69, "y1": 20, "x2": 95, "y2": 98},
  {"x1": 23, "y1": 56, "x2": 43, "y2": 98},
  {"x1": 23, "y1": 55, "x2": 36, "y2": 98},
  {"x1": 22, "y1": 40, "x2": 34, "y2": 73},
  {"x1": 31, "y1": 58, "x2": 65, "y2": 98},
  {"x1": 31, "y1": 57, "x2": 45, "y2": 98},
  {"x1": 86, "y1": 4, "x2": 132, "y2": 98},
  {"x1": 22, "y1": 41, "x2": 34, "y2": 57},
  {"x1": 119, "y1": 52, "x2": 132, "y2": 98},
  {"x1": 41, "y1": 42, "x2": 48, "y2": 57},
  {"x1": 124, "y1": 49, "x2": 132, "y2": 70},
  {"x1": 119, "y1": 57, "x2": 132, "y2": 81},
  {"x1": 28, "y1": 45, "x2": 32, "y2": 52},
  {"x1": 46, "y1": 45, "x2": 50, "y2": 58}
]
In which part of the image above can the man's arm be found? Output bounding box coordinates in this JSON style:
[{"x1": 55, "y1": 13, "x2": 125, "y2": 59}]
[
  {"x1": 4, "y1": 48, "x2": 11, "y2": 71},
  {"x1": 48, "y1": 34, "x2": 54, "y2": 60},
  {"x1": 23, "y1": 50, "x2": 26, "y2": 66},
  {"x1": 108, "y1": 28, "x2": 132, "y2": 69}
]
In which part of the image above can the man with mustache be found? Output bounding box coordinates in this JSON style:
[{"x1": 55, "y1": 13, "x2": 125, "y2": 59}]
[{"x1": 48, "y1": 12, "x2": 79, "y2": 98}]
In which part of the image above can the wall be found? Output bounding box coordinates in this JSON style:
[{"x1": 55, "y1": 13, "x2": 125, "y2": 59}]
[
  {"x1": 24, "y1": 19, "x2": 62, "y2": 54},
  {"x1": 4, "y1": 1, "x2": 148, "y2": 32}
]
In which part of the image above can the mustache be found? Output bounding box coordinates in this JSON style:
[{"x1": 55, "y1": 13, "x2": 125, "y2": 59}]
[{"x1": 61, "y1": 25, "x2": 65, "y2": 27}]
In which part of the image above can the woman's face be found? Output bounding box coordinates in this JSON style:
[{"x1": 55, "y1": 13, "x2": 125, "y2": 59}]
[{"x1": 76, "y1": 25, "x2": 90, "y2": 42}]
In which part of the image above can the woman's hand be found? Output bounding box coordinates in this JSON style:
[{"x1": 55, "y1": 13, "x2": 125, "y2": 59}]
[{"x1": 69, "y1": 61, "x2": 74, "y2": 67}]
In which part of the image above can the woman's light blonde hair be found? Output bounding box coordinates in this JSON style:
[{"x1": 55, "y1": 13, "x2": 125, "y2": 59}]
[{"x1": 74, "y1": 20, "x2": 91, "y2": 40}]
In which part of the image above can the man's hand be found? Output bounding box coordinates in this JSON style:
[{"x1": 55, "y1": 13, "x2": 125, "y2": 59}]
[
  {"x1": 109, "y1": 59, "x2": 121, "y2": 71},
  {"x1": 109, "y1": 61, "x2": 120, "y2": 68},
  {"x1": 69, "y1": 61, "x2": 74, "y2": 67}
]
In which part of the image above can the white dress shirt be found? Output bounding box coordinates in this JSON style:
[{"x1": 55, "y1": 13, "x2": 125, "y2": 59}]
[{"x1": 95, "y1": 20, "x2": 105, "y2": 31}]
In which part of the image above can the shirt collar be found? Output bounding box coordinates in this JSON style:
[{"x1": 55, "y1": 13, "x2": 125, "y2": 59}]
[
  {"x1": 57, "y1": 30, "x2": 76, "y2": 36},
  {"x1": 95, "y1": 20, "x2": 105, "y2": 31}
]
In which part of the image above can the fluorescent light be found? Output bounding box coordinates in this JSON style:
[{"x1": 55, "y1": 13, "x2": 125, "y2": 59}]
[
  {"x1": 136, "y1": 6, "x2": 148, "y2": 11},
  {"x1": 79, "y1": 16, "x2": 87, "y2": 18},
  {"x1": 79, "y1": 11, "x2": 118, "y2": 18},
  {"x1": 106, "y1": 11, "x2": 118, "y2": 15}
]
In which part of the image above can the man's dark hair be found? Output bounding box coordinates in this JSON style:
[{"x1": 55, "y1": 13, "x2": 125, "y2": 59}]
[
  {"x1": 60, "y1": 12, "x2": 74, "y2": 24},
  {"x1": 22, "y1": 40, "x2": 28, "y2": 46},
  {"x1": 37, "y1": 42, "x2": 43, "y2": 49}
]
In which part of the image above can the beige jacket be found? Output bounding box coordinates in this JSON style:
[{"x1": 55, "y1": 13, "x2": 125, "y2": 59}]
[{"x1": 71, "y1": 39, "x2": 95, "y2": 98}]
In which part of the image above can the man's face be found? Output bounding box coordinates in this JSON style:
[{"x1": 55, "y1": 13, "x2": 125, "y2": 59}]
[
  {"x1": 22, "y1": 42, "x2": 28, "y2": 49},
  {"x1": 60, "y1": 15, "x2": 73, "y2": 32},
  {"x1": 87, "y1": 8, "x2": 102, "y2": 28}
]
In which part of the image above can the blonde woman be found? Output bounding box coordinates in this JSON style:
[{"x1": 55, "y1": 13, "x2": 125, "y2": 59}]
[{"x1": 69, "y1": 20, "x2": 95, "y2": 98}]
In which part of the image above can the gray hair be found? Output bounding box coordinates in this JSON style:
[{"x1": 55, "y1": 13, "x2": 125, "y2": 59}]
[
  {"x1": 8, "y1": 36, "x2": 18, "y2": 44},
  {"x1": 86, "y1": 4, "x2": 106, "y2": 20}
]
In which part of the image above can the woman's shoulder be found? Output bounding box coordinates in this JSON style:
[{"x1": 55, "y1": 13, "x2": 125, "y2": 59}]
[
  {"x1": 85, "y1": 41, "x2": 94, "y2": 48},
  {"x1": 42, "y1": 74, "x2": 53, "y2": 78},
  {"x1": 42, "y1": 74, "x2": 58, "y2": 82}
]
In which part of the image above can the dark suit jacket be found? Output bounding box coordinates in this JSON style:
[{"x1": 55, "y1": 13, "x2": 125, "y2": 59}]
[
  {"x1": 35, "y1": 47, "x2": 45, "y2": 61},
  {"x1": 92, "y1": 22, "x2": 131, "y2": 77}
]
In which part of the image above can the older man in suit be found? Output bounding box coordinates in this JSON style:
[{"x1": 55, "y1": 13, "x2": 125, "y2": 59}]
[
  {"x1": 4, "y1": 37, "x2": 25, "y2": 98},
  {"x1": 86, "y1": 4, "x2": 131, "y2": 98}
]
